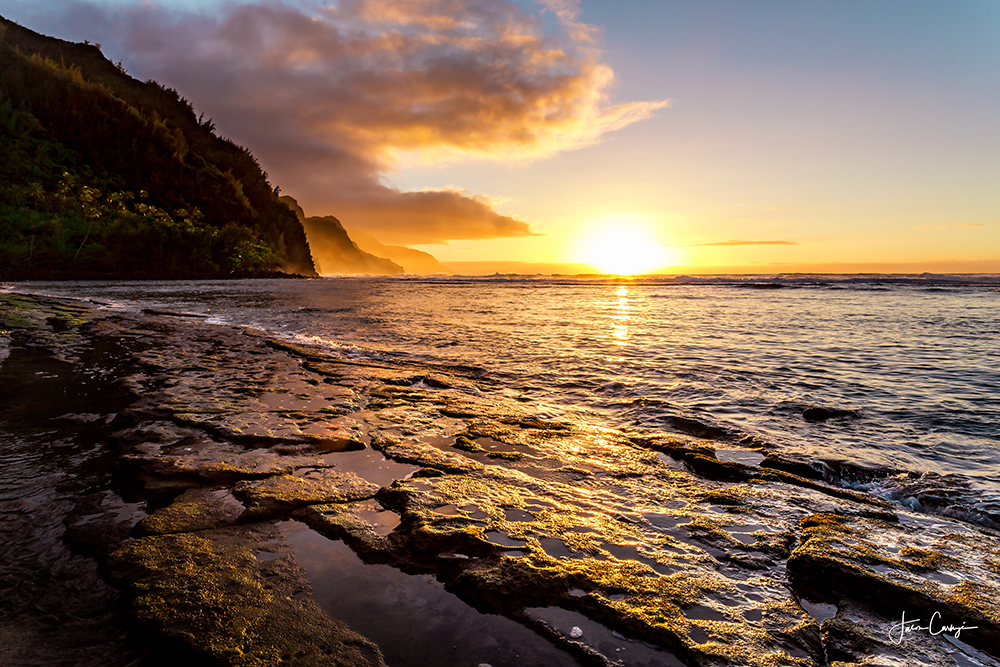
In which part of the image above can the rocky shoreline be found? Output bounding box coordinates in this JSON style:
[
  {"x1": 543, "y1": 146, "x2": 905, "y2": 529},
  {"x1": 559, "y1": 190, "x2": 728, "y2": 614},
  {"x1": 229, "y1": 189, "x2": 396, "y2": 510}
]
[{"x1": 1, "y1": 291, "x2": 998, "y2": 667}]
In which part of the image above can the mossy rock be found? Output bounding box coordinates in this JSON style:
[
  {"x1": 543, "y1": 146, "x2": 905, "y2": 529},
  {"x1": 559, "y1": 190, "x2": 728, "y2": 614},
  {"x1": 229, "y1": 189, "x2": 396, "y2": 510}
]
[
  {"x1": 108, "y1": 524, "x2": 384, "y2": 666},
  {"x1": 789, "y1": 513, "x2": 1000, "y2": 655},
  {"x1": 135, "y1": 487, "x2": 246, "y2": 535},
  {"x1": 452, "y1": 435, "x2": 484, "y2": 453},
  {"x1": 234, "y1": 469, "x2": 380, "y2": 521}
]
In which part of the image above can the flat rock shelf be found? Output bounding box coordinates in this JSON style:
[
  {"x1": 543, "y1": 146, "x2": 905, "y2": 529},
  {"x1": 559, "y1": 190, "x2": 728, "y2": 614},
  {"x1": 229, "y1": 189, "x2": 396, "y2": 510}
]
[{"x1": 1, "y1": 292, "x2": 998, "y2": 667}]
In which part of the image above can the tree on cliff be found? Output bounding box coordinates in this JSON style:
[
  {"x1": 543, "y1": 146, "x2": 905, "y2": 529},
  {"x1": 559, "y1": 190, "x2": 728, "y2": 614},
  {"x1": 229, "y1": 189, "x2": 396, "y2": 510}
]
[{"x1": 0, "y1": 16, "x2": 316, "y2": 279}]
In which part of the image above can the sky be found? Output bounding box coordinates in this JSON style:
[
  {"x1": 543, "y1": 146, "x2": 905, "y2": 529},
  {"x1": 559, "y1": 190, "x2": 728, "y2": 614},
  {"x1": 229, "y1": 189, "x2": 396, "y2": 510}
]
[{"x1": 6, "y1": 0, "x2": 999, "y2": 274}]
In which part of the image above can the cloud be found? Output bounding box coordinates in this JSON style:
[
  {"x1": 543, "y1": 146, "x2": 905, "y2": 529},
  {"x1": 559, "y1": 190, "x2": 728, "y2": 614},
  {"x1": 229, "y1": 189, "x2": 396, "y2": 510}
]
[
  {"x1": 692, "y1": 240, "x2": 798, "y2": 246},
  {"x1": 917, "y1": 222, "x2": 986, "y2": 231},
  {"x1": 35, "y1": 0, "x2": 668, "y2": 244}
]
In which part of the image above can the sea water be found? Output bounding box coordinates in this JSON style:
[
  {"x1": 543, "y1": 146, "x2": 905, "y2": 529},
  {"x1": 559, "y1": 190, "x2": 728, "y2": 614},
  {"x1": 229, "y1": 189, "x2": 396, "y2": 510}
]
[{"x1": 11, "y1": 273, "x2": 1000, "y2": 527}]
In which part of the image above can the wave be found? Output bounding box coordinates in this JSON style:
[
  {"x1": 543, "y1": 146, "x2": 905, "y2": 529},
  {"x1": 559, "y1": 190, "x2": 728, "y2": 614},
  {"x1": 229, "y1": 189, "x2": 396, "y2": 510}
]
[
  {"x1": 856, "y1": 471, "x2": 1000, "y2": 532},
  {"x1": 362, "y1": 272, "x2": 1000, "y2": 288}
]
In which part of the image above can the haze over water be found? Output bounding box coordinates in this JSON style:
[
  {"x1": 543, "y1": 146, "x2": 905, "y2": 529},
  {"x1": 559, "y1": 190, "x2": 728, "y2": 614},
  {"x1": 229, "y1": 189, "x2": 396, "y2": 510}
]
[{"x1": 16, "y1": 275, "x2": 1000, "y2": 525}]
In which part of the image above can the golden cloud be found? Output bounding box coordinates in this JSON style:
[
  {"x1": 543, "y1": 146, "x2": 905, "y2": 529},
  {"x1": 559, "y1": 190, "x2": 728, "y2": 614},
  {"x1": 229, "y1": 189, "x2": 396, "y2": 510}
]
[
  {"x1": 692, "y1": 240, "x2": 798, "y2": 246},
  {"x1": 97, "y1": 0, "x2": 668, "y2": 243}
]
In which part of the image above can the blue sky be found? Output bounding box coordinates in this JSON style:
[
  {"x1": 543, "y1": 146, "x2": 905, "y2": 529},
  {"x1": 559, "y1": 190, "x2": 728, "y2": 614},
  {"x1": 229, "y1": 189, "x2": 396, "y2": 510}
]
[{"x1": 6, "y1": 0, "x2": 999, "y2": 272}]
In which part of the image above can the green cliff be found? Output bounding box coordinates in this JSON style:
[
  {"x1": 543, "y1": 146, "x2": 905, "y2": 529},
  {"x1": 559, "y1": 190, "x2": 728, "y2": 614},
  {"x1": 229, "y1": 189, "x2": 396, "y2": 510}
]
[{"x1": 0, "y1": 16, "x2": 316, "y2": 279}]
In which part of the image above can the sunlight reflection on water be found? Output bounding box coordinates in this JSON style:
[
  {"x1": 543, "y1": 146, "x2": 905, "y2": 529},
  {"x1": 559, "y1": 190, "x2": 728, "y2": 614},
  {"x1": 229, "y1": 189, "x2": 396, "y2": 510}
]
[
  {"x1": 18, "y1": 276, "x2": 1000, "y2": 497},
  {"x1": 610, "y1": 285, "x2": 631, "y2": 348}
]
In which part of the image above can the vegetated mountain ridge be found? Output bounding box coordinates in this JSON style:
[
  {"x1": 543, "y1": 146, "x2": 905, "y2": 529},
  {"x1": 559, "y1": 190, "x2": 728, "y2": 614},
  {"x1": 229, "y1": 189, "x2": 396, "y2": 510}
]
[
  {"x1": 278, "y1": 196, "x2": 402, "y2": 275},
  {"x1": 0, "y1": 16, "x2": 316, "y2": 279}
]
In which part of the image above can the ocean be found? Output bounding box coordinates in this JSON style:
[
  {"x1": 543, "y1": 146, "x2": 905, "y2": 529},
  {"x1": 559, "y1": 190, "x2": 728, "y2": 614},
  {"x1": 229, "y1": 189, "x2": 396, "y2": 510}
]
[{"x1": 13, "y1": 273, "x2": 1000, "y2": 529}]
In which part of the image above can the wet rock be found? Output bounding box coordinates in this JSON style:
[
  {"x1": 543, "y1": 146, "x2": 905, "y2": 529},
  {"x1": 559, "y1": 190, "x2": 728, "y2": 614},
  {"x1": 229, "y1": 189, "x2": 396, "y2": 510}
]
[
  {"x1": 684, "y1": 452, "x2": 754, "y2": 482},
  {"x1": 802, "y1": 407, "x2": 831, "y2": 421},
  {"x1": 462, "y1": 417, "x2": 570, "y2": 445},
  {"x1": 64, "y1": 491, "x2": 147, "y2": 560},
  {"x1": 265, "y1": 339, "x2": 395, "y2": 373},
  {"x1": 640, "y1": 436, "x2": 757, "y2": 482},
  {"x1": 141, "y1": 308, "x2": 208, "y2": 318},
  {"x1": 438, "y1": 405, "x2": 482, "y2": 419},
  {"x1": 9, "y1": 294, "x2": 1000, "y2": 667},
  {"x1": 788, "y1": 513, "x2": 1000, "y2": 655},
  {"x1": 320, "y1": 464, "x2": 827, "y2": 666},
  {"x1": 112, "y1": 419, "x2": 208, "y2": 448},
  {"x1": 234, "y1": 469, "x2": 380, "y2": 521},
  {"x1": 658, "y1": 415, "x2": 735, "y2": 441},
  {"x1": 814, "y1": 459, "x2": 900, "y2": 486},
  {"x1": 295, "y1": 502, "x2": 401, "y2": 564},
  {"x1": 760, "y1": 454, "x2": 823, "y2": 480},
  {"x1": 371, "y1": 434, "x2": 484, "y2": 474},
  {"x1": 135, "y1": 487, "x2": 246, "y2": 535},
  {"x1": 453, "y1": 435, "x2": 486, "y2": 453},
  {"x1": 871, "y1": 472, "x2": 1000, "y2": 530},
  {"x1": 122, "y1": 446, "x2": 331, "y2": 490},
  {"x1": 109, "y1": 523, "x2": 385, "y2": 666},
  {"x1": 821, "y1": 600, "x2": 998, "y2": 666},
  {"x1": 0, "y1": 294, "x2": 94, "y2": 339},
  {"x1": 754, "y1": 468, "x2": 895, "y2": 509},
  {"x1": 172, "y1": 411, "x2": 365, "y2": 449},
  {"x1": 296, "y1": 499, "x2": 401, "y2": 543},
  {"x1": 802, "y1": 406, "x2": 860, "y2": 422},
  {"x1": 386, "y1": 373, "x2": 465, "y2": 390}
]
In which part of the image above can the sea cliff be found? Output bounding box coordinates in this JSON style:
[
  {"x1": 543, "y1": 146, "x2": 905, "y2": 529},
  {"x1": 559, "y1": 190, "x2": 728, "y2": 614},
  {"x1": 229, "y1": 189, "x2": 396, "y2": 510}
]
[{"x1": 0, "y1": 16, "x2": 316, "y2": 280}]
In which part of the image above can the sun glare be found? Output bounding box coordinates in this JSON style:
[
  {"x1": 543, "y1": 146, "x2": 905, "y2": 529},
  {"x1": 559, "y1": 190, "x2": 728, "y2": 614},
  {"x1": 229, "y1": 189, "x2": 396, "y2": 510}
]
[{"x1": 578, "y1": 223, "x2": 674, "y2": 275}]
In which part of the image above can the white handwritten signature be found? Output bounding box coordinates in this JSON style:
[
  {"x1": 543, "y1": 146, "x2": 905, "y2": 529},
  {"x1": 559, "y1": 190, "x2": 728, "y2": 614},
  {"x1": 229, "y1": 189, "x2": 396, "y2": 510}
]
[{"x1": 888, "y1": 611, "x2": 978, "y2": 645}]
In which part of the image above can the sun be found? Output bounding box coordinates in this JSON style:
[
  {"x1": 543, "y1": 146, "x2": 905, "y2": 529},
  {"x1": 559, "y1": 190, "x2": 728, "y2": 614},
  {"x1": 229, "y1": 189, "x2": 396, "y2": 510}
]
[{"x1": 577, "y1": 222, "x2": 675, "y2": 275}]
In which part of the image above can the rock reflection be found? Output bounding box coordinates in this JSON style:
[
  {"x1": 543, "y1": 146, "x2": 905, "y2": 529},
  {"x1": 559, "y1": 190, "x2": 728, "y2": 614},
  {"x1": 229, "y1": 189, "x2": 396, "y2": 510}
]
[{"x1": 281, "y1": 521, "x2": 582, "y2": 667}]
